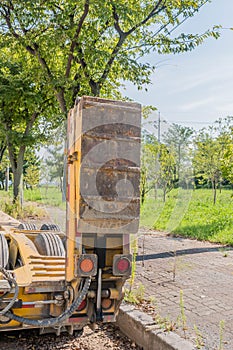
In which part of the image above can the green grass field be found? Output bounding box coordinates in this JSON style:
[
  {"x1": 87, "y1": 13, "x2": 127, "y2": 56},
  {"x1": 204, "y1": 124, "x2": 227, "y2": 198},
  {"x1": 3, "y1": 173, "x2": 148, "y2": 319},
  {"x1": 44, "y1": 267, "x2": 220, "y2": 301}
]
[
  {"x1": 1, "y1": 186, "x2": 232, "y2": 245},
  {"x1": 140, "y1": 188, "x2": 233, "y2": 245},
  {"x1": 23, "y1": 186, "x2": 65, "y2": 209},
  {"x1": 0, "y1": 186, "x2": 64, "y2": 208}
]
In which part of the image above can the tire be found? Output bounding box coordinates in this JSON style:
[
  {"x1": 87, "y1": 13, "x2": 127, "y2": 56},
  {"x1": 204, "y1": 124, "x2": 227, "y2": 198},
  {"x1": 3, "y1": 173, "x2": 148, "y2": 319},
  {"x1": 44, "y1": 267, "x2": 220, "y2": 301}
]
[
  {"x1": 0, "y1": 233, "x2": 9, "y2": 268},
  {"x1": 18, "y1": 223, "x2": 38, "y2": 230},
  {"x1": 61, "y1": 236, "x2": 67, "y2": 250},
  {"x1": 40, "y1": 223, "x2": 61, "y2": 232},
  {"x1": 34, "y1": 233, "x2": 65, "y2": 257}
]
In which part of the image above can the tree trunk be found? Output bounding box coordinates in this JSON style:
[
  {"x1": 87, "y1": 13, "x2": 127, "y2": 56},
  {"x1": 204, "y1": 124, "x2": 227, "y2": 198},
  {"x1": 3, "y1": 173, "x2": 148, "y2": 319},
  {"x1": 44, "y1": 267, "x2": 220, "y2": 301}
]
[
  {"x1": 163, "y1": 187, "x2": 166, "y2": 202},
  {"x1": 12, "y1": 151, "x2": 25, "y2": 203},
  {"x1": 141, "y1": 188, "x2": 145, "y2": 205},
  {"x1": 154, "y1": 183, "x2": 158, "y2": 200},
  {"x1": 212, "y1": 179, "x2": 217, "y2": 205},
  {"x1": 0, "y1": 141, "x2": 6, "y2": 162},
  {"x1": 56, "y1": 89, "x2": 67, "y2": 115},
  {"x1": 5, "y1": 112, "x2": 38, "y2": 203},
  {"x1": 59, "y1": 176, "x2": 63, "y2": 193},
  {"x1": 5, "y1": 166, "x2": 9, "y2": 192}
]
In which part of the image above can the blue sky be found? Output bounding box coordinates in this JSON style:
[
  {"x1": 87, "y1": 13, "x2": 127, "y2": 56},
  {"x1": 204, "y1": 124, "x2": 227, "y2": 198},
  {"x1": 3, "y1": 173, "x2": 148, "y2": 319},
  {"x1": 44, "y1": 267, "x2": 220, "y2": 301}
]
[{"x1": 125, "y1": 0, "x2": 233, "y2": 131}]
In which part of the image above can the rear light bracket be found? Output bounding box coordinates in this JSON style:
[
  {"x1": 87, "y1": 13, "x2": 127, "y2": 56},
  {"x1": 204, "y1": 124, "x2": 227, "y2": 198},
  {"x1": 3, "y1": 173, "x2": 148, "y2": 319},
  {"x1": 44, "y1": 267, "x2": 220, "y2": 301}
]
[
  {"x1": 76, "y1": 254, "x2": 98, "y2": 277},
  {"x1": 113, "y1": 254, "x2": 132, "y2": 276}
]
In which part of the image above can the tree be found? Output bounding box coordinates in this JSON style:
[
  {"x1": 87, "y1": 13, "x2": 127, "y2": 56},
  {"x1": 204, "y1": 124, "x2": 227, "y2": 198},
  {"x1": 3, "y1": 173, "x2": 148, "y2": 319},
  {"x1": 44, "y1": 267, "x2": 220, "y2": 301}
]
[
  {"x1": 163, "y1": 123, "x2": 194, "y2": 186},
  {"x1": 158, "y1": 144, "x2": 176, "y2": 202},
  {"x1": 221, "y1": 140, "x2": 233, "y2": 186},
  {"x1": 0, "y1": 52, "x2": 60, "y2": 201},
  {"x1": 218, "y1": 118, "x2": 233, "y2": 186},
  {"x1": 44, "y1": 144, "x2": 64, "y2": 192},
  {"x1": 140, "y1": 130, "x2": 159, "y2": 203},
  {"x1": 193, "y1": 130, "x2": 224, "y2": 204},
  {"x1": 0, "y1": 1, "x2": 220, "y2": 115},
  {"x1": 24, "y1": 165, "x2": 40, "y2": 190}
]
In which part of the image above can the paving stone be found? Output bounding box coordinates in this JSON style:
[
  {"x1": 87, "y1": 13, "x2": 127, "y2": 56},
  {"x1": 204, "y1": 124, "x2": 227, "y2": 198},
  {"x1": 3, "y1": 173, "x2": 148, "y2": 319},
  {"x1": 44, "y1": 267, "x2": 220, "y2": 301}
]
[{"x1": 135, "y1": 231, "x2": 233, "y2": 349}]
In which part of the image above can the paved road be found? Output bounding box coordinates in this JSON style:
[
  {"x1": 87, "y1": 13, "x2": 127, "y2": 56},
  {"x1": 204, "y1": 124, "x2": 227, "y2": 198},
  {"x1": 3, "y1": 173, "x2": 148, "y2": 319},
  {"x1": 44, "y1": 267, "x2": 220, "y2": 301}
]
[{"x1": 135, "y1": 229, "x2": 233, "y2": 350}]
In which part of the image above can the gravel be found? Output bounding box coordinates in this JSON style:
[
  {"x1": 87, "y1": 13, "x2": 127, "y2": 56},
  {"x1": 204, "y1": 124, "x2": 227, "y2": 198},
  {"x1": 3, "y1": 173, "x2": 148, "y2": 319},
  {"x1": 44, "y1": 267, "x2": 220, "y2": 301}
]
[{"x1": 0, "y1": 324, "x2": 142, "y2": 350}]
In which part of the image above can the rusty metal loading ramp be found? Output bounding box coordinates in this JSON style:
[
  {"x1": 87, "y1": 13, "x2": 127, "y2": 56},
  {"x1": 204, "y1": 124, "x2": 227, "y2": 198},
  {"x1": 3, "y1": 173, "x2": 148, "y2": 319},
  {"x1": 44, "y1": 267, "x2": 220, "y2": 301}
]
[{"x1": 67, "y1": 96, "x2": 141, "y2": 234}]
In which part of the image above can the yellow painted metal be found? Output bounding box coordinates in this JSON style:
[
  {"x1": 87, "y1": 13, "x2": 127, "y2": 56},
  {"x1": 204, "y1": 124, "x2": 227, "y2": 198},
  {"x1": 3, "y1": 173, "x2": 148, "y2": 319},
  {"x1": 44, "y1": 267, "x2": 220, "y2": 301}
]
[
  {"x1": 6, "y1": 232, "x2": 66, "y2": 286},
  {"x1": 66, "y1": 101, "x2": 83, "y2": 282}
]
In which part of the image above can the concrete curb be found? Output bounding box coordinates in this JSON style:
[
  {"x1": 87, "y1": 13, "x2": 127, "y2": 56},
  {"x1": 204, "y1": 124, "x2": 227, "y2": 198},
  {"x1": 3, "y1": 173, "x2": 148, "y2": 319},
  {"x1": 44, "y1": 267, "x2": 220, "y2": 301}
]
[{"x1": 116, "y1": 304, "x2": 195, "y2": 350}]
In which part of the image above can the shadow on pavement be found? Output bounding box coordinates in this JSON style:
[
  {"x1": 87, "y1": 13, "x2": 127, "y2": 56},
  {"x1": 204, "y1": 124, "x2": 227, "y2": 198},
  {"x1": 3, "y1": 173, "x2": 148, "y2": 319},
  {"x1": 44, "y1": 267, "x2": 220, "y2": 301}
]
[{"x1": 136, "y1": 246, "x2": 233, "y2": 262}]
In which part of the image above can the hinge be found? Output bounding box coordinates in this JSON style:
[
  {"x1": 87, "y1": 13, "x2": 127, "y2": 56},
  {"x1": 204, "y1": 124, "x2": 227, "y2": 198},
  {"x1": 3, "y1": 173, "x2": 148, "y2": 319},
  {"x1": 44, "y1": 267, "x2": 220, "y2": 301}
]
[{"x1": 67, "y1": 151, "x2": 78, "y2": 164}]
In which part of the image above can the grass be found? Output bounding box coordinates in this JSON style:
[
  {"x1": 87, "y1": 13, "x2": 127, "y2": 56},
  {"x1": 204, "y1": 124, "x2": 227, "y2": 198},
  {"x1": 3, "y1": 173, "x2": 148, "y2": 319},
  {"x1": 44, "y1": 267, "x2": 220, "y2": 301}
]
[
  {"x1": 0, "y1": 192, "x2": 47, "y2": 219},
  {"x1": 0, "y1": 186, "x2": 65, "y2": 219},
  {"x1": 23, "y1": 186, "x2": 65, "y2": 209},
  {"x1": 0, "y1": 186, "x2": 65, "y2": 208},
  {"x1": 140, "y1": 188, "x2": 233, "y2": 245}
]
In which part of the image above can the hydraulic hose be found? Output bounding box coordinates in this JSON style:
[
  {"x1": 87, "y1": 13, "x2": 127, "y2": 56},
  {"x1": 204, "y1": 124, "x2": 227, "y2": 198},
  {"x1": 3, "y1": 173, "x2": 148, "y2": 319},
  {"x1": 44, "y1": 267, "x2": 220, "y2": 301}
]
[
  {"x1": 1, "y1": 271, "x2": 91, "y2": 327},
  {"x1": 0, "y1": 267, "x2": 19, "y2": 316}
]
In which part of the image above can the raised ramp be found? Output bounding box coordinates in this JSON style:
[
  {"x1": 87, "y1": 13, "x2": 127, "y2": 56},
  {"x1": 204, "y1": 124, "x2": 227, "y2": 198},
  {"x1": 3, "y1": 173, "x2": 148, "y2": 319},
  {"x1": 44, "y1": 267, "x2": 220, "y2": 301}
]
[{"x1": 0, "y1": 210, "x2": 20, "y2": 231}]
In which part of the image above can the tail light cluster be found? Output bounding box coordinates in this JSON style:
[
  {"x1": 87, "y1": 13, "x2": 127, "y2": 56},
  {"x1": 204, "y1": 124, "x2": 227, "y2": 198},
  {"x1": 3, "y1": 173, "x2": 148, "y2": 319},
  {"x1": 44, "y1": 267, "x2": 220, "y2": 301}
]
[
  {"x1": 77, "y1": 298, "x2": 87, "y2": 311},
  {"x1": 113, "y1": 254, "x2": 132, "y2": 276},
  {"x1": 77, "y1": 254, "x2": 97, "y2": 277},
  {"x1": 101, "y1": 298, "x2": 113, "y2": 310}
]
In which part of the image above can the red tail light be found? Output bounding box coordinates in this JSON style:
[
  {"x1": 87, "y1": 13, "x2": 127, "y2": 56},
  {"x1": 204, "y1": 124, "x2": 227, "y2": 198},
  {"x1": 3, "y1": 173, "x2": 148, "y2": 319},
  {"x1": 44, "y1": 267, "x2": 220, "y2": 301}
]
[
  {"x1": 77, "y1": 254, "x2": 97, "y2": 276},
  {"x1": 77, "y1": 298, "x2": 87, "y2": 311},
  {"x1": 113, "y1": 254, "x2": 132, "y2": 276},
  {"x1": 101, "y1": 298, "x2": 113, "y2": 310}
]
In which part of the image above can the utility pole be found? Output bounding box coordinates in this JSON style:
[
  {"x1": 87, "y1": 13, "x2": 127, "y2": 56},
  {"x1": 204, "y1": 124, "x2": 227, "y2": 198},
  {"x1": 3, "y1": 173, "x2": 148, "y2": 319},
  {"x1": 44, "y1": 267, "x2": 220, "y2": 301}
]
[
  {"x1": 154, "y1": 111, "x2": 161, "y2": 200},
  {"x1": 158, "y1": 111, "x2": 161, "y2": 144}
]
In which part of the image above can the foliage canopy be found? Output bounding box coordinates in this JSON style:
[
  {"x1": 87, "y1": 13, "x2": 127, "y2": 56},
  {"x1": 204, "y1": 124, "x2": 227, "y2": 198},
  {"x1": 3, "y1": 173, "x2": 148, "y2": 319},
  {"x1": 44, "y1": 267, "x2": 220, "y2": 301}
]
[{"x1": 0, "y1": 0, "x2": 220, "y2": 113}]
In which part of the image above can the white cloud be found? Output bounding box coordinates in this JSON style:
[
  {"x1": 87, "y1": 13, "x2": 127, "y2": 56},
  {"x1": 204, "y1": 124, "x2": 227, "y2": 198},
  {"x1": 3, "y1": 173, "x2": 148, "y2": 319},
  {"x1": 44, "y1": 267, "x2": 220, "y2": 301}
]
[{"x1": 179, "y1": 97, "x2": 216, "y2": 112}]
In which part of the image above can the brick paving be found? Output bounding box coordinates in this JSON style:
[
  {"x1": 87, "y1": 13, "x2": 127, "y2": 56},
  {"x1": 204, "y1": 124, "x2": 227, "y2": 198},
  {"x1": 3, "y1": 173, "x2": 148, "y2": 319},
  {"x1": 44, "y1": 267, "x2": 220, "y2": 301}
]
[{"x1": 135, "y1": 230, "x2": 233, "y2": 350}]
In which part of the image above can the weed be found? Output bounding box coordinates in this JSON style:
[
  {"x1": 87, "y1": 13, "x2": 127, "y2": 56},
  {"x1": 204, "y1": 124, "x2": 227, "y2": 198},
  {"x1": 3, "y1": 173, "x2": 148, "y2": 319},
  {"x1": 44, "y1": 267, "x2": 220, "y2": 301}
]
[
  {"x1": 179, "y1": 290, "x2": 187, "y2": 336},
  {"x1": 219, "y1": 320, "x2": 225, "y2": 350},
  {"x1": 148, "y1": 295, "x2": 157, "y2": 305},
  {"x1": 172, "y1": 250, "x2": 177, "y2": 281},
  {"x1": 0, "y1": 196, "x2": 47, "y2": 220},
  {"x1": 154, "y1": 314, "x2": 176, "y2": 332},
  {"x1": 129, "y1": 236, "x2": 138, "y2": 292},
  {"x1": 124, "y1": 283, "x2": 145, "y2": 304},
  {"x1": 219, "y1": 247, "x2": 230, "y2": 258},
  {"x1": 194, "y1": 324, "x2": 204, "y2": 349}
]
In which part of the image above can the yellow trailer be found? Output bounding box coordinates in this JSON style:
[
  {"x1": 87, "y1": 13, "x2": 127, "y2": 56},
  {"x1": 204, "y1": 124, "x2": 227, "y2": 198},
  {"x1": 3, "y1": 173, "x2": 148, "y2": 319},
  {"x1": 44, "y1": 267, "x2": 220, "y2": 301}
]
[{"x1": 0, "y1": 96, "x2": 141, "y2": 335}]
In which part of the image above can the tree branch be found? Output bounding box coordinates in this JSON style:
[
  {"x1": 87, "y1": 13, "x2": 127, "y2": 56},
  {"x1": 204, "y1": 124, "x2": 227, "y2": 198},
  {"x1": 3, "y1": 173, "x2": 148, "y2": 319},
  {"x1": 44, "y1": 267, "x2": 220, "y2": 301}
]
[
  {"x1": 65, "y1": 0, "x2": 90, "y2": 78},
  {"x1": 126, "y1": 0, "x2": 166, "y2": 35},
  {"x1": 97, "y1": 1, "x2": 166, "y2": 88}
]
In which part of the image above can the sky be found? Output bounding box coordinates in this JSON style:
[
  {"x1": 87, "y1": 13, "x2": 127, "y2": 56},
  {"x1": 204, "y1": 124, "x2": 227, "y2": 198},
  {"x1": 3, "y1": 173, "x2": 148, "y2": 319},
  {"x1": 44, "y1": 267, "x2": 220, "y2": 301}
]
[{"x1": 124, "y1": 0, "x2": 233, "y2": 132}]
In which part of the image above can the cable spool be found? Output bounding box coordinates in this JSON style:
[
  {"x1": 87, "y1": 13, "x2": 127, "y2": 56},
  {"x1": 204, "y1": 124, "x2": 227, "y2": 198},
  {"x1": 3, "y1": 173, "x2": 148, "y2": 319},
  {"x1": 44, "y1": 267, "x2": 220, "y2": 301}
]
[
  {"x1": 0, "y1": 233, "x2": 9, "y2": 268},
  {"x1": 34, "y1": 232, "x2": 65, "y2": 256}
]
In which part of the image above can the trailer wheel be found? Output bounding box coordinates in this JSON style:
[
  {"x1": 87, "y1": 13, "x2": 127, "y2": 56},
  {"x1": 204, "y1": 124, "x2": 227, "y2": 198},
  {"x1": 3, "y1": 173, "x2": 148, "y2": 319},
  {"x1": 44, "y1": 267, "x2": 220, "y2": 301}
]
[
  {"x1": 34, "y1": 233, "x2": 65, "y2": 257},
  {"x1": 0, "y1": 233, "x2": 9, "y2": 268},
  {"x1": 18, "y1": 223, "x2": 38, "y2": 230},
  {"x1": 40, "y1": 223, "x2": 61, "y2": 232}
]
